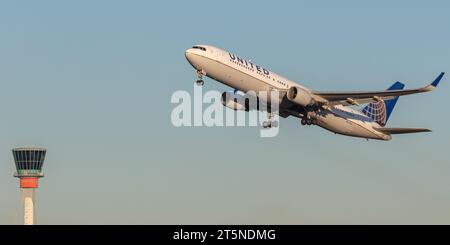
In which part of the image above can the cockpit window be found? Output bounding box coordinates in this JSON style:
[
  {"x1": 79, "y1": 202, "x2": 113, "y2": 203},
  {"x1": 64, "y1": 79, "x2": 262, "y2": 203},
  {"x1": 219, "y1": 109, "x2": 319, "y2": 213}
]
[{"x1": 192, "y1": 46, "x2": 206, "y2": 51}]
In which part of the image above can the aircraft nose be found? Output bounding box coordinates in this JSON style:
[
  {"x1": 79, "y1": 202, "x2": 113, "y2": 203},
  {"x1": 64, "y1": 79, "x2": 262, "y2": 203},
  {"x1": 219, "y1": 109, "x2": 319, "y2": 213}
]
[
  {"x1": 185, "y1": 49, "x2": 194, "y2": 61},
  {"x1": 185, "y1": 48, "x2": 198, "y2": 68}
]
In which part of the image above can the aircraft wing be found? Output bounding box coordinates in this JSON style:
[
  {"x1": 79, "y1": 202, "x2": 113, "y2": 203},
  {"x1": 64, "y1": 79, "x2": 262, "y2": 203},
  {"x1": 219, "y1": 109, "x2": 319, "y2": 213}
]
[
  {"x1": 312, "y1": 72, "x2": 444, "y2": 106},
  {"x1": 374, "y1": 127, "x2": 431, "y2": 134}
]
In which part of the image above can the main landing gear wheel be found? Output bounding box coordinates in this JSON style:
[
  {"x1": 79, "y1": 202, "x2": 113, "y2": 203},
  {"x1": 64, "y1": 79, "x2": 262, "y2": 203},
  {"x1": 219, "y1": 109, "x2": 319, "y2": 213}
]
[
  {"x1": 195, "y1": 70, "x2": 205, "y2": 86},
  {"x1": 263, "y1": 112, "x2": 278, "y2": 128},
  {"x1": 301, "y1": 118, "x2": 314, "y2": 126},
  {"x1": 263, "y1": 121, "x2": 278, "y2": 128}
]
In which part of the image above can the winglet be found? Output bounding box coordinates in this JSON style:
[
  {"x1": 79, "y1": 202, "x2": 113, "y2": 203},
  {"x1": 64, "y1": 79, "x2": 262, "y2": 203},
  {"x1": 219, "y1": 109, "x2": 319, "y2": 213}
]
[
  {"x1": 423, "y1": 72, "x2": 444, "y2": 91},
  {"x1": 431, "y1": 72, "x2": 444, "y2": 87}
]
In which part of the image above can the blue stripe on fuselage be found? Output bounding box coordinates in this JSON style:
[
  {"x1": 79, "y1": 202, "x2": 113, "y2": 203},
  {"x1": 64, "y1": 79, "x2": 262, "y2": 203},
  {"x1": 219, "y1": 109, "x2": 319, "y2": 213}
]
[{"x1": 330, "y1": 107, "x2": 375, "y2": 123}]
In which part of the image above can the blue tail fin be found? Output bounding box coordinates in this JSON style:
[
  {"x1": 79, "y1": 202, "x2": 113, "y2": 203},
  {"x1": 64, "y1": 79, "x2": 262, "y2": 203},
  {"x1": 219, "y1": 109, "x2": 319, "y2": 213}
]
[{"x1": 362, "y1": 81, "x2": 405, "y2": 126}]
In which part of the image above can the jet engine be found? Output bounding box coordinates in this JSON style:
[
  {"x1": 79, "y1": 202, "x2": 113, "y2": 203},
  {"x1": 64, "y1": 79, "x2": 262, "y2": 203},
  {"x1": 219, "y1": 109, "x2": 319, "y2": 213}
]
[{"x1": 287, "y1": 86, "x2": 315, "y2": 107}]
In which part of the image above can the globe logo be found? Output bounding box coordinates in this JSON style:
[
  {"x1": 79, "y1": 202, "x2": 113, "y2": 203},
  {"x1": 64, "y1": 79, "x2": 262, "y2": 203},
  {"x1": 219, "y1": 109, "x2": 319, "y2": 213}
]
[{"x1": 362, "y1": 101, "x2": 387, "y2": 126}]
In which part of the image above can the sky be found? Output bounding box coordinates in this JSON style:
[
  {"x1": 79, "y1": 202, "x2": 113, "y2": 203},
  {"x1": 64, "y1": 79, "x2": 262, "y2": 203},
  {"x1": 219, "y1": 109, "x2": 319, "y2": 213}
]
[{"x1": 0, "y1": 0, "x2": 449, "y2": 224}]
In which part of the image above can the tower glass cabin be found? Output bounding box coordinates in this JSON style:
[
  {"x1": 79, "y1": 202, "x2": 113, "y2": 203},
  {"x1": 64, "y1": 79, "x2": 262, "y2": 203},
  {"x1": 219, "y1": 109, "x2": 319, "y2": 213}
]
[{"x1": 12, "y1": 148, "x2": 46, "y2": 187}]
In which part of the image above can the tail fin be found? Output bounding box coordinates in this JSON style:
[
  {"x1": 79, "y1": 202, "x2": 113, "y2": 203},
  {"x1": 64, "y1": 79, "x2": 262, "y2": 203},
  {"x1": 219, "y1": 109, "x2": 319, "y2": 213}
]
[{"x1": 362, "y1": 81, "x2": 405, "y2": 126}]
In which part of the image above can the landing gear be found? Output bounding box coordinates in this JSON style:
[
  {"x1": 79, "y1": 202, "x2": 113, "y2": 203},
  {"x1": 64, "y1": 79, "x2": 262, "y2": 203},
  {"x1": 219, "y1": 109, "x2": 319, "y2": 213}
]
[
  {"x1": 196, "y1": 79, "x2": 204, "y2": 86},
  {"x1": 195, "y1": 70, "x2": 205, "y2": 86},
  {"x1": 271, "y1": 120, "x2": 279, "y2": 127},
  {"x1": 301, "y1": 116, "x2": 315, "y2": 126},
  {"x1": 263, "y1": 112, "x2": 278, "y2": 128},
  {"x1": 301, "y1": 118, "x2": 307, "y2": 125}
]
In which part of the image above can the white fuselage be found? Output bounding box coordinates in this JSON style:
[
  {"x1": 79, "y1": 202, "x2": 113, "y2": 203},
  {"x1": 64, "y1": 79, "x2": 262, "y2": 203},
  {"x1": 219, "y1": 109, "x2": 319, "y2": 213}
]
[{"x1": 185, "y1": 45, "x2": 391, "y2": 140}]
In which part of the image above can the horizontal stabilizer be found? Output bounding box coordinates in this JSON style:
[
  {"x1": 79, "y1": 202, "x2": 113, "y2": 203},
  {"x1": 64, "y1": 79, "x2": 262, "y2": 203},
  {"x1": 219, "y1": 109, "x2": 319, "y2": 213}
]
[{"x1": 374, "y1": 127, "x2": 431, "y2": 134}]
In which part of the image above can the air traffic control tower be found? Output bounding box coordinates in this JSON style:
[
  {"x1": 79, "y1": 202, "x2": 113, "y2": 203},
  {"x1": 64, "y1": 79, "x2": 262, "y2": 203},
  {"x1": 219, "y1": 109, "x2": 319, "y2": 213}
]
[{"x1": 12, "y1": 147, "x2": 47, "y2": 225}]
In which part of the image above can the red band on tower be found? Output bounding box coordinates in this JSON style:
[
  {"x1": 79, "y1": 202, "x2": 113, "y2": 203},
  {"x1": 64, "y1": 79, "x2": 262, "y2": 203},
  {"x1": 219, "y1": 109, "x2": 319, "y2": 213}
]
[{"x1": 20, "y1": 177, "x2": 39, "y2": 188}]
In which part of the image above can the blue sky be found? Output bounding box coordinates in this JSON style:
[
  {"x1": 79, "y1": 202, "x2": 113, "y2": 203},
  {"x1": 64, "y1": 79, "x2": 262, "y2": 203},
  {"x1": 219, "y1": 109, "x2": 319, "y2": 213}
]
[{"x1": 0, "y1": 0, "x2": 449, "y2": 224}]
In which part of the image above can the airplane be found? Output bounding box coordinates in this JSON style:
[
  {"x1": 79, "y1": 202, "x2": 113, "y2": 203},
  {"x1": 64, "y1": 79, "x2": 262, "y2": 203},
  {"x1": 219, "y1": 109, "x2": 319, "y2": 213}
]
[{"x1": 184, "y1": 45, "x2": 444, "y2": 140}]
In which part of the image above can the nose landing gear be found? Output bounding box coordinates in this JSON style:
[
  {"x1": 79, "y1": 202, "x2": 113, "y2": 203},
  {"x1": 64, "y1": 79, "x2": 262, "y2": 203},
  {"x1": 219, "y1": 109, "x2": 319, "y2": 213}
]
[
  {"x1": 196, "y1": 80, "x2": 204, "y2": 86},
  {"x1": 195, "y1": 70, "x2": 206, "y2": 86}
]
